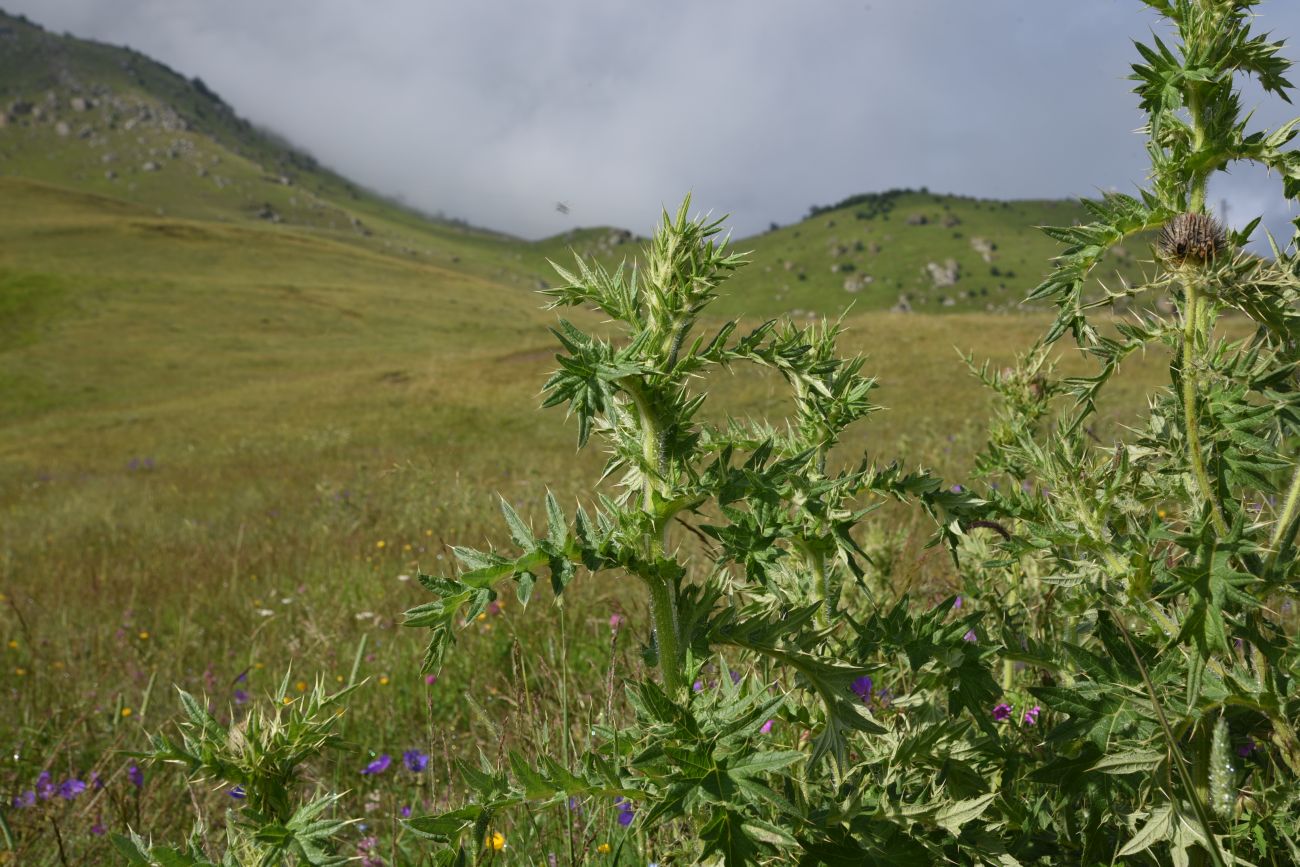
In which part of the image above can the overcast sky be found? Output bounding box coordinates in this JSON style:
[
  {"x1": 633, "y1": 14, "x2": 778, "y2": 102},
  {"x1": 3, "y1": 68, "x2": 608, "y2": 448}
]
[{"x1": 10, "y1": 1, "x2": 1300, "y2": 241}]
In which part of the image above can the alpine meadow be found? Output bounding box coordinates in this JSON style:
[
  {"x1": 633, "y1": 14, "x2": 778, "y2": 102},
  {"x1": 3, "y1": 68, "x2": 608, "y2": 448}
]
[{"x1": 4, "y1": 1, "x2": 1300, "y2": 865}]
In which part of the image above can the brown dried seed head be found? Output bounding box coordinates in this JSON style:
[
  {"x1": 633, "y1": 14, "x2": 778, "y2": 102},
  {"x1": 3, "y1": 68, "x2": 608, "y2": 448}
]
[{"x1": 1158, "y1": 213, "x2": 1226, "y2": 265}]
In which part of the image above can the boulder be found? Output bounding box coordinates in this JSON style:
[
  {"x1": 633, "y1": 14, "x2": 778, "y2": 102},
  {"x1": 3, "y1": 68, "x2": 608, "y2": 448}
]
[
  {"x1": 925, "y1": 259, "x2": 960, "y2": 288},
  {"x1": 55, "y1": 121, "x2": 70, "y2": 137},
  {"x1": 141, "y1": 161, "x2": 160, "y2": 172},
  {"x1": 70, "y1": 96, "x2": 88, "y2": 112},
  {"x1": 970, "y1": 237, "x2": 996, "y2": 263}
]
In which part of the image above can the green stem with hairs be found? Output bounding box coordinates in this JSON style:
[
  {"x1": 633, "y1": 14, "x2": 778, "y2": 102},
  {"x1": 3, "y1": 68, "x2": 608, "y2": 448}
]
[
  {"x1": 621, "y1": 376, "x2": 687, "y2": 696},
  {"x1": 1181, "y1": 279, "x2": 1229, "y2": 537}
]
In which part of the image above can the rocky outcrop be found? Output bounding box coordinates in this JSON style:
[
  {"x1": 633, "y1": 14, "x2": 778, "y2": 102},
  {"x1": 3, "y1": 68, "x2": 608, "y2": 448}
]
[{"x1": 925, "y1": 259, "x2": 960, "y2": 288}]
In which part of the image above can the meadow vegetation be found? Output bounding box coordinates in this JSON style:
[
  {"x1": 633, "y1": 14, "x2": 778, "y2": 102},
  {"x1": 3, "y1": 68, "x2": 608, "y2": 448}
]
[{"x1": 3, "y1": 0, "x2": 1300, "y2": 864}]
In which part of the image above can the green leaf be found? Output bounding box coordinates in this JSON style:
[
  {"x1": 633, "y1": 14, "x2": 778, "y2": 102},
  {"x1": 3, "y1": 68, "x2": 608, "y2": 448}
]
[
  {"x1": 1090, "y1": 749, "x2": 1166, "y2": 775},
  {"x1": 934, "y1": 792, "x2": 998, "y2": 836},
  {"x1": 1117, "y1": 803, "x2": 1175, "y2": 857}
]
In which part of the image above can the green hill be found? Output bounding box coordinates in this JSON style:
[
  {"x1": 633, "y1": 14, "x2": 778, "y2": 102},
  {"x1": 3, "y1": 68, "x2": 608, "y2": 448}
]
[
  {"x1": 0, "y1": 9, "x2": 1153, "y2": 324},
  {"x1": 717, "y1": 189, "x2": 1148, "y2": 317}
]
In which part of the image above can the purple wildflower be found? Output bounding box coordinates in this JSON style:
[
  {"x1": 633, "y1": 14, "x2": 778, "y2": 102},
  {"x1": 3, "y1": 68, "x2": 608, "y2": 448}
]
[
  {"x1": 400, "y1": 805, "x2": 412, "y2": 818},
  {"x1": 11, "y1": 790, "x2": 34, "y2": 808},
  {"x1": 127, "y1": 764, "x2": 144, "y2": 789},
  {"x1": 90, "y1": 821, "x2": 106, "y2": 836},
  {"x1": 950, "y1": 484, "x2": 964, "y2": 493},
  {"x1": 729, "y1": 670, "x2": 742, "y2": 685},
  {"x1": 361, "y1": 754, "x2": 391, "y2": 775},
  {"x1": 567, "y1": 796, "x2": 583, "y2": 814},
  {"x1": 229, "y1": 786, "x2": 246, "y2": 800},
  {"x1": 424, "y1": 674, "x2": 437, "y2": 685},
  {"x1": 952, "y1": 596, "x2": 963, "y2": 609},
  {"x1": 615, "y1": 797, "x2": 635, "y2": 827},
  {"x1": 759, "y1": 719, "x2": 774, "y2": 735},
  {"x1": 963, "y1": 629, "x2": 977, "y2": 642},
  {"x1": 992, "y1": 703, "x2": 1013, "y2": 722},
  {"x1": 233, "y1": 689, "x2": 249, "y2": 705},
  {"x1": 1022, "y1": 706, "x2": 1041, "y2": 725},
  {"x1": 89, "y1": 771, "x2": 104, "y2": 790},
  {"x1": 403, "y1": 750, "x2": 429, "y2": 773},
  {"x1": 692, "y1": 680, "x2": 704, "y2": 692},
  {"x1": 1237, "y1": 739, "x2": 1257, "y2": 758},
  {"x1": 35, "y1": 772, "x2": 54, "y2": 800},
  {"x1": 609, "y1": 613, "x2": 624, "y2": 630},
  {"x1": 850, "y1": 676, "x2": 873, "y2": 703},
  {"x1": 58, "y1": 778, "x2": 86, "y2": 800}
]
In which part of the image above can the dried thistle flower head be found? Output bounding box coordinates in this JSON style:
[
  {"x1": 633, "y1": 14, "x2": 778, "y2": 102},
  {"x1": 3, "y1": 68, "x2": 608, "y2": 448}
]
[{"x1": 1158, "y1": 213, "x2": 1227, "y2": 265}]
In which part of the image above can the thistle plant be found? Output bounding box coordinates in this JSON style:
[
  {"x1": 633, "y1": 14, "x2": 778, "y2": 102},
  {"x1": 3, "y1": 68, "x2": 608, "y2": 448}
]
[
  {"x1": 969, "y1": 0, "x2": 1300, "y2": 862},
  {"x1": 114, "y1": 675, "x2": 359, "y2": 866},
  {"x1": 402, "y1": 199, "x2": 996, "y2": 863}
]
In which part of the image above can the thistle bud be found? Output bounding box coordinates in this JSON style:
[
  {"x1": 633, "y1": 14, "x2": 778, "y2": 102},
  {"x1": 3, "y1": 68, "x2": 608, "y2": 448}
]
[
  {"x1": 1209, "y1": 715, "x2": 1235, "y2": 819},
  {"x1": 1158, "y1": 213, "x2": 1227, "y2": 266}
]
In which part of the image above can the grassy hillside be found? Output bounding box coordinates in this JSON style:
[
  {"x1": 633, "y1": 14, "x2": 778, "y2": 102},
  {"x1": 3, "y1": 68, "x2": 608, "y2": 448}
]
[
  {"x1": 717, "y1": 189, "x2": 1149, "y2": 317},
  {"x1": 0, "y1": 173, "x2": 1179, "y2": 862},
  {"x1": 0, "y1": 10, "x2": 1160, "y2": 326}
]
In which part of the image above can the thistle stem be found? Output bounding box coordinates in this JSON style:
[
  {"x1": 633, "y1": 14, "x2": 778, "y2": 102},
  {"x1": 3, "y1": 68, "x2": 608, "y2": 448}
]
[
  {"x1": 622, "y1": 376, "x2": 688, "y2": 695},
  {"x1": 1181, "y1": 281, "x2": 1229, "y2": 537},
  {"x1": 646, "y1": 574, "x2": 685, "y2": 696}
]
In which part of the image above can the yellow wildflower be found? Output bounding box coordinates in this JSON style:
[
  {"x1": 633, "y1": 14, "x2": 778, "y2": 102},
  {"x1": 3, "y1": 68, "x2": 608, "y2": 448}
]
[
  {"x1": 138, "y1": 631, "x2": 150, "y2": 641},
  {"x1": 283, "y1": 697, "x2": 293, "y2": 705},
  {"x1": 376, "y1": 540, "x2": 386, "y2": 549},
  {"x1": 403, "y1": 543, "x2": 412, "y2": 552},
  {"x1": 6, "y1": 640, "x2": 16, "y2": 650},
  {"x1": 597, "y1": 843, "x2": 611, "y2": 854},
  {"x1": 255, "y1": 662, "x2": 265, "y2": 670},
  {"x1": 121, "y1": 707, "x2": 132, "y2": 718},
  {"x1": 336, "y1": 674, "x2": 345, "y2": 683},
  {"x1": 14, "y1": 667, "x2": 26, "y2": 677},
  {"x1": 425, "y1": 529, "x2": 433, "y2": 537},
  {"x1": 52, "y1": 661, "x2": 64, "y2": 670},
  {"x1": 379, "y1": 675, "x2": 390, "y2": 686},
  {"x1": 295, "y1": 680, "x2": 307, "y2": 692},
  {"x1": 486, "y1": 831, "x2": 506, "y2": 851}
]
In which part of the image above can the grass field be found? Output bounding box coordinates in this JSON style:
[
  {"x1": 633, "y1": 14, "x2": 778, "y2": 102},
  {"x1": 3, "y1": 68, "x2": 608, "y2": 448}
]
[{"x1": 0, "y1": 167, "x2": 1186, "y2": 862}]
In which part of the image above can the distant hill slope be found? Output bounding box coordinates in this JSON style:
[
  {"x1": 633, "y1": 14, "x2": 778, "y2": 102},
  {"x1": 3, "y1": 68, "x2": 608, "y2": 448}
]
[
  {"x1": 0, "y1": 7, "x2": 1146, "y2": 323},
  {"x1": 715, "y1": 189, "x2": 1148, "y2": 317},
  {"x1": 0, "y1": 9, "x2": 522, "y2": 258}
]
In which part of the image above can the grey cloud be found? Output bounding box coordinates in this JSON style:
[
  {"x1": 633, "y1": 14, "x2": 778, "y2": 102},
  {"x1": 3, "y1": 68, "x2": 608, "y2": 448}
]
[{"x1": 11, "y1": 1, "x2": 1300, "y2": 242}]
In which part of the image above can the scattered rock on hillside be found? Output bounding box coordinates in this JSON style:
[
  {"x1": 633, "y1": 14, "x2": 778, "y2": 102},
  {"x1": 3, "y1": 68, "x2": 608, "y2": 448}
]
[
  {"x1": 925, "y1": 258, "x2": 960, "y2": 288},
  {"x1": 891, "y1": 294, "x2": 913, "y2": 313},
  {"x1": 942, "y1": 214, "x2": 962, "y2": 228},
  {"x1": 970, "y1": 237, "x2": 997, "y2": 263},
  {"x1": 55, "y1": 121, "x2": 70, "y2": 136},
  {"x1": 906, "y1": 213, "x2": 929, "y2": 226},
  {"x1": 70, "y1": 96, "x2": 88, "y2": 112},
  {"x1": 255, "y1": 203, "x2": 281, "y2": 222},
  {"x1": 141, "y1": 161, "x2": 160, "y2": 172}
]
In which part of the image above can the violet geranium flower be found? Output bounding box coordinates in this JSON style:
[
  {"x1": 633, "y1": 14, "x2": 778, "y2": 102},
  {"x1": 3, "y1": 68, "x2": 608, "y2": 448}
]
[{"x1": 361, "y1": 754, "x2": 391, "y2": 775}]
